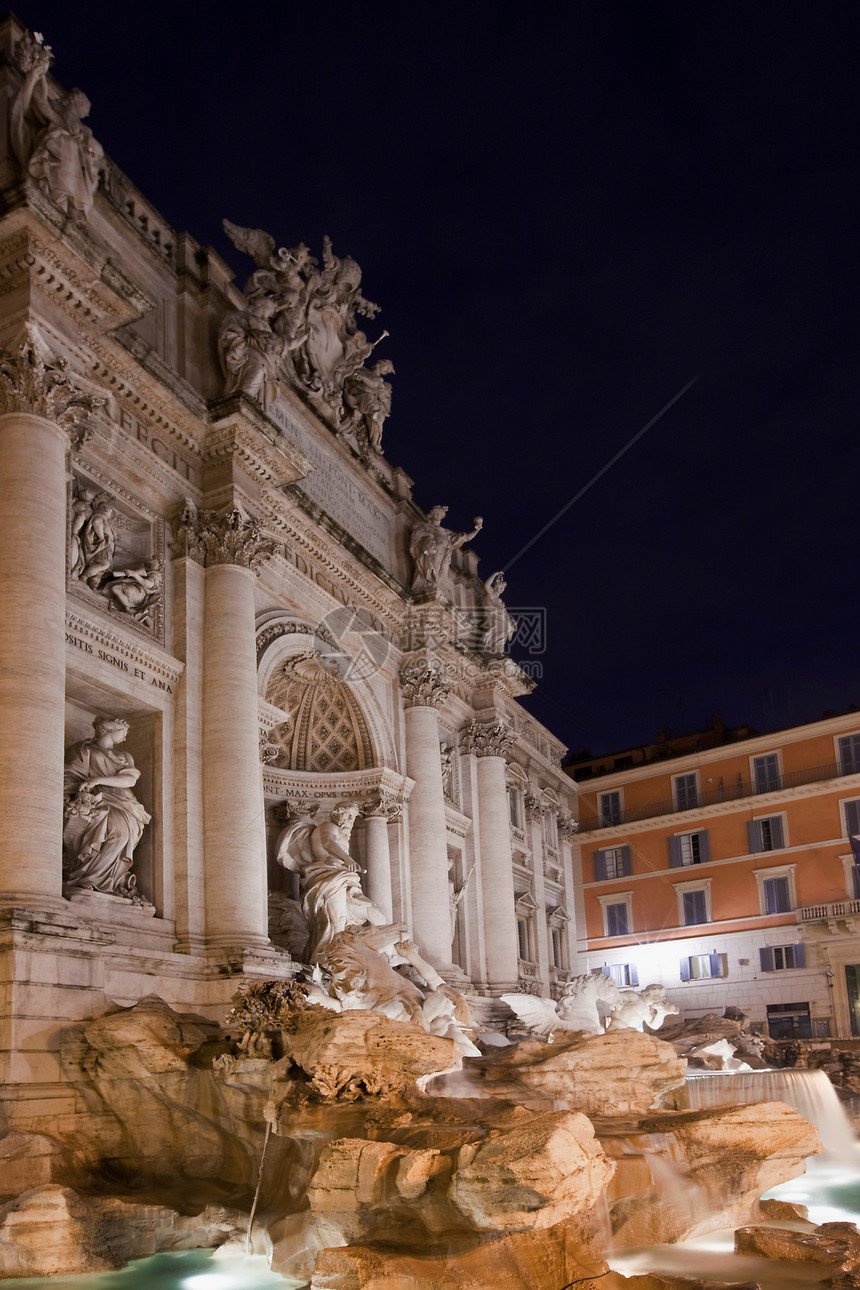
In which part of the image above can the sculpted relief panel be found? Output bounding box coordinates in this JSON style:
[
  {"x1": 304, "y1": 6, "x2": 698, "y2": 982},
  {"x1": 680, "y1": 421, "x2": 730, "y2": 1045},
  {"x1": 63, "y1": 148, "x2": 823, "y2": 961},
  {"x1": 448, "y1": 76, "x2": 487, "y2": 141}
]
[{"x1": 68, "y1": 470, "x2": 165, "y2": 641}]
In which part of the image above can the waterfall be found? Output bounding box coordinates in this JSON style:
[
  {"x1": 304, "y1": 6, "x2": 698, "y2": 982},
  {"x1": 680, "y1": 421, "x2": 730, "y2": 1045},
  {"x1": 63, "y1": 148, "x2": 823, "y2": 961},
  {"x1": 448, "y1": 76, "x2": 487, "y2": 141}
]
[{"x1": 684, "y1": 1068, "x2": 857, "y2": 1163}]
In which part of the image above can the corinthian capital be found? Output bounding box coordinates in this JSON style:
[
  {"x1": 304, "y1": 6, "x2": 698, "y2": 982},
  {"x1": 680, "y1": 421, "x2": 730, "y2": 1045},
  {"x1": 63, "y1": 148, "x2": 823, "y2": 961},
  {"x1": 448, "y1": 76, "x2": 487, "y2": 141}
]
[
  {"x1": 460, "y1": 719, "x2": 514, "y2": 759},
  {"x1": 360, "y1": 790, "x2": 404, "y2": 822},
  {"x1": 173, "y1": 500, "x2": 278, "y2": 572},
  {"x1": 0, "y1": 326, "x2": 102, "y2": 428},
  {"x1": 400, "y1": 658, "x2": 449, "y2": 709},
  {"x1": 557, "y1": 813, "x2": 579, "y2": 841}
]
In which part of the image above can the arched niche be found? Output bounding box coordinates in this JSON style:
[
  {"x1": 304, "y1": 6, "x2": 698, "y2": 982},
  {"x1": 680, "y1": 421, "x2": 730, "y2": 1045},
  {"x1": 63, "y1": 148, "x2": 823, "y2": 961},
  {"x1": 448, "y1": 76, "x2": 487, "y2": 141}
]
[{"x1": 255, "y1": 612, "x2": 398, "y2": 772}]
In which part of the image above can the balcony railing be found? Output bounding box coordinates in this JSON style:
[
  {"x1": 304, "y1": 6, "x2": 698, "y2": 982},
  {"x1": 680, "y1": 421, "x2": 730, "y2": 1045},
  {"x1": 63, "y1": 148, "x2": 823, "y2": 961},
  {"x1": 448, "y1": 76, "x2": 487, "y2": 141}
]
[
  {"x1": 577, "y1": 760, "x2": 859, "y2": 832},
  {"x1": 798, "y1": 899, "x2": 860, "y2": 922}
]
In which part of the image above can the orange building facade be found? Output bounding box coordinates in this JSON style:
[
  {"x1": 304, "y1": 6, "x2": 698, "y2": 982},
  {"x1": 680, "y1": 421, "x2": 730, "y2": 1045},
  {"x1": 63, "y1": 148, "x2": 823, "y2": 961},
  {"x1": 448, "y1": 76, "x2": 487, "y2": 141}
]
[{"x1": 568, "y1": 712, "x2": 860, "y2": 1039}]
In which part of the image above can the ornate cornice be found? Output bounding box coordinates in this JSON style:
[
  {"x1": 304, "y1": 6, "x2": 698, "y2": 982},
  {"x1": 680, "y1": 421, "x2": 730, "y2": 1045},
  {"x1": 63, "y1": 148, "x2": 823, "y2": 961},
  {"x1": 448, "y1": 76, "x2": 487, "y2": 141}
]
[
  {"x1": 173, "y1": 502, "x2": 279, "y2": 573},
  {"x1": 557, "y1": 813, "x2": 579, "y2": 842},
  {"x1": 460, "y1": 719, "x2": 514, "y2": 759},
  {"x1": 0, "y1": 327, "x2": 101, "y2": 428},
  {"x1": 400, "y1": 658, "x2": 449, "y2": 709}
]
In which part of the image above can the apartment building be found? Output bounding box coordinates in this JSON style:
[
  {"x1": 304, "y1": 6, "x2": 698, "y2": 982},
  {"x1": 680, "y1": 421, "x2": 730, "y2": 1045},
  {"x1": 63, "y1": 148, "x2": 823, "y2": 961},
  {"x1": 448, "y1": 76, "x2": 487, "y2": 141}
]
[{"x1": 567, "y1": 711, "x2": 860, "y2": 1039}]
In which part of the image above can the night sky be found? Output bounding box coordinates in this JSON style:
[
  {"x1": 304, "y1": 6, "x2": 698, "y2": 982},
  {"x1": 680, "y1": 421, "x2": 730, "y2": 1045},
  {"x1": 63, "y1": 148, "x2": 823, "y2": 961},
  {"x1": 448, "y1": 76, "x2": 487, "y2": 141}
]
[{"x1": 16, "y1": 1, "x2": 860, "y2": 759}]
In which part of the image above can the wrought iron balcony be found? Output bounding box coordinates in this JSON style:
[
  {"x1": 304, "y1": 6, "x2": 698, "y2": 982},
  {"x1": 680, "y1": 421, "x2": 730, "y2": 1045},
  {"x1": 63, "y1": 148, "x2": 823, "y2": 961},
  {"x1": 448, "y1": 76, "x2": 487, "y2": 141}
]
[{"x1": 577, "y1": 760, "x2": 858, "y2": 832}]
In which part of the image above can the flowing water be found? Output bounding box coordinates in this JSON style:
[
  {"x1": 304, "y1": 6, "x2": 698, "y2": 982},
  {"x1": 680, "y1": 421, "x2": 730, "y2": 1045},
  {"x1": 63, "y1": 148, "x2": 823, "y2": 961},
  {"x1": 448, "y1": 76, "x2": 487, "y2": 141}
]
[
  {"x1": 610, "y1": 1066, "x2": 860, "y2": 1287},
  {"x1": 0, "y1": 1249, "x2": 302, "y2": 1290}
]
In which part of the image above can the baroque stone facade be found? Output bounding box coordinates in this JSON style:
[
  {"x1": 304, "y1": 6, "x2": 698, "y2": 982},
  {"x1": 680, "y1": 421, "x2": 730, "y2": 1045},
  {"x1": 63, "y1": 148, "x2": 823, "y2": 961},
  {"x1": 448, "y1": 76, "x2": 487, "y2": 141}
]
[{"x1": 0, "y1": 17, "x2": 577, "y2": 1105}]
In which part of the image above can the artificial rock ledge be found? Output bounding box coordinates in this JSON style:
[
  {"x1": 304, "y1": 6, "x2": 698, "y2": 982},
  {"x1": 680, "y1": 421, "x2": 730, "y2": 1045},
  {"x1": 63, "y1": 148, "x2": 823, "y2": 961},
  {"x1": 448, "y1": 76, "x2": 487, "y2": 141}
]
[{"x1": 0, "y1": 996, "x2": 823, "y2": 1287}]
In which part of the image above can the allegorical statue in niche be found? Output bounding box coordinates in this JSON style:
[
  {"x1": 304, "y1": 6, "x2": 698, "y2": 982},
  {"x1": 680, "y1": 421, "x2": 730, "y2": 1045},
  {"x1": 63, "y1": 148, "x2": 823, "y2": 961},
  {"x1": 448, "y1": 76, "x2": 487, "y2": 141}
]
[
  {"x1": 105, "y1": 562, "x2": 163, "y2": 628},
  {"x1": 409, "y1": 506, "x2": 483, "y2": 593},
  {"x1": 10, "y1": 30, "x2": 103, "y2": 218},
  {"x1": 481, "y1": 571, "x2": 517, "y2": 655},
  {"x1": 63, "y1": 716, "x2": 150, "y2": 900},
  {"x1": 69, "y1": 481, "x2": 97, "y2": 580}
]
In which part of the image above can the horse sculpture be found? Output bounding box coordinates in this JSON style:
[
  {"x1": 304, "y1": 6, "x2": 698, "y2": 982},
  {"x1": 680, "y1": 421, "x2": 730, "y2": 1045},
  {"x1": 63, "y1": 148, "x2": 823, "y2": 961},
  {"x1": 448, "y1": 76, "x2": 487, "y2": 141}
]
[{"x1": 502, "y1": 971, "x2": 624, "y2": 1040}]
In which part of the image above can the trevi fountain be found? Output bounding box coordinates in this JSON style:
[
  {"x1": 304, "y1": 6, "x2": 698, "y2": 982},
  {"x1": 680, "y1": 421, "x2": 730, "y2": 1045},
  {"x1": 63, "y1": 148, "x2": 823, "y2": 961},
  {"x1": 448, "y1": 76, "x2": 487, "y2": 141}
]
[{"x1": 0, "y1": 16, "x2": 856, "y2": 1290}]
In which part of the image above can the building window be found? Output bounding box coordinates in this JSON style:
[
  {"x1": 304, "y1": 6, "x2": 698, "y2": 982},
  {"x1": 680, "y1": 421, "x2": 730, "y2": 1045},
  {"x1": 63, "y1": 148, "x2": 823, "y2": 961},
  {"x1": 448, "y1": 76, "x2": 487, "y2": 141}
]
[
  {"x1": 753, "y1": 753, "x2": 781, "y2": 794},
  {"x1": 598, "y1": 790, "x2": 622, "y2": 826},
  {"x1": 839, "y1": 734, "x2": 860, "y2": 776},
  {"x1": 517, "y1": 918, "x2": 531, "y2": 961},
  {"x1": 593, "y1": 844, "x2": 631, "y2": 881},
  {"x1": 605, "y1": 902, "x2": 629, "y2": 936},
  {"x1": 668, "y1": 829, "x2": 710, "y2": 867},
  {"x1": 673, "y1": 773, "x2": 699, "y2": 811},
  {"x1": 551, "y1": 927, "x2": 563, "y2": 968},
  {"x1": 681, "y1": 952, "x2": 727, "y2": 980},
  {"x1": 508, "y1": 787, "x2": 521, "y2": 828},
  {"x1": 682, "y1": 889, "x2": 708, "y2": 925},
  {"x1": 747, "y1": 815, "x2": 786, "y2": 853},
  {"x1": 759, "y1": 943, "x2": 806, "y2": 972},
  {"x1": 763, "y1": 874, "x2": 791, "y2": 914},
  {"x1": 843, "y1": 799, "x2": 860, "y2": 839},
  {"x1": 767, "y1": 1002, "x2": 811, "y2": 1040},
  {"x1": 602, "y1": 962, "x2": 639, "y2": 987}
]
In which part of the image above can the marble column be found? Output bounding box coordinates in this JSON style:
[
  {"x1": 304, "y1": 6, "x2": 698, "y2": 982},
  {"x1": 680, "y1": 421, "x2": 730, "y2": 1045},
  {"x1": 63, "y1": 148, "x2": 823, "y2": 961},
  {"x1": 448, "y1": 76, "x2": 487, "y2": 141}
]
[
  {"x1": 401, "y1": 661, "x2": 452, "y2": 969},
  {"x1": 360, "y1": 793, "x2": 402, "y2": 922},
  {"x1": 524, "y1": 792, "x2": 551, "y2": 988},
  {"x1": 177, "y1": 503, "x2": 277, "y2": 948},
  {"x1": 0, "y1": 335, "x2": 98, "y2": 904},
  {"x1": 463, "y1": 720, "x2": 519, "y2": 989}
]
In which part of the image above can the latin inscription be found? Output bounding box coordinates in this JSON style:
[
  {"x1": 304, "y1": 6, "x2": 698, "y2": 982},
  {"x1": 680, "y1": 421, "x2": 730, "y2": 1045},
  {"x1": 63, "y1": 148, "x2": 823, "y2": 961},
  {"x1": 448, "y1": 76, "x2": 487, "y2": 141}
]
[
  {"x1": 114, "y1": 407, "x2": 200, "y2": 486},
  {"x1": 269, "y1": 402, "x2": 390, "y2": 565},
  {"x1": 65, "y1": 633, "x2": 174, "y2": 694}
]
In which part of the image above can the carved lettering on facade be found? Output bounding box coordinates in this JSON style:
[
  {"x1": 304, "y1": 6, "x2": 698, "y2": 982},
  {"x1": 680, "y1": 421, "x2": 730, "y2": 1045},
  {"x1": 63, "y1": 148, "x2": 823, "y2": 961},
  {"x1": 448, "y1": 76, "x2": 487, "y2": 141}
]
[
  {"x1": 65, "y1": 631, "x2": 174, "y2": 694},
  {"x1": 270, "y1": 402, "x2": 389, "y2": 564}
]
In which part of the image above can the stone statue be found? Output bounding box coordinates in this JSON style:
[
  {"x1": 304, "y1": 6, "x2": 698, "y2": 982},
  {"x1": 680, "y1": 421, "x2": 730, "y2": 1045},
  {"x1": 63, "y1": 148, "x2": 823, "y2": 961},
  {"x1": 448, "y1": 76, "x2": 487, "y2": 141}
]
[
  {"x1": 63, "y1": 716, "x2": 150, "y2": 900},
  {"x1": 11, "y1": 30, "x2": 103, "y2": 218},
  {"x1": 105, "y1": 562, "x2": 163, "y2": 628},
  {"x1": 606, "y1": 984, "x2": 680, "y2": 1033},
  {"x1": 409, "y1": 507, "x2": 483, "y2": 593},
  {"x1": 274, "y1": 802, "x2": 478, "y2": 1051},
  {"x1": 69, "y1": 480, "x2": 96, "y2": 580},
  {"x1": 222, "y1": 222, "x2": 391, "y2": 432},
  {"x1": 77, "y1": 496, "x2": 116, "y2": 590},
  {"x1": 439, "y1": 742, "x2": 454, "y2": 797},
  {"x1": 275, "y1": 801, "x2": 391, "y2": 961},
  {"x1": 502, "y1": 973, "x2": 623, "y2": 1040},
  {"x1": 481, "y1": 571, "x2": 517, "y2": 655},
  {"x1": 342, "y1": 358, "x2": 394, "y2": 454}
]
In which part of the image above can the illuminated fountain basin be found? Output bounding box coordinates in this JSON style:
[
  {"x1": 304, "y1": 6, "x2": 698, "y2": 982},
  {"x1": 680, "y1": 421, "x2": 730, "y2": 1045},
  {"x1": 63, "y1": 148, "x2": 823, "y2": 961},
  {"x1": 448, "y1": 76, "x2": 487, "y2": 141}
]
[
  {"x1": 611, "y1": 1065, "x2": 860, "y2": 1287},
  {"x1": 0, "y1": 1248, "x2": 301, "y2": 1290}
]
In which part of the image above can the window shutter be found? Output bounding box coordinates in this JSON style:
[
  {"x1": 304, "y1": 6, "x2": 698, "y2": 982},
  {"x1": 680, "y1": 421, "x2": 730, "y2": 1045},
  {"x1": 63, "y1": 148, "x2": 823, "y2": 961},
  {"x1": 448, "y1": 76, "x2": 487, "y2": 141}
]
[
  {"x1": 600, "y1": 965, "x2": 612, "y2": 977},
  {"x1": 793, "y1": 942, "x2": 806, "y2": 969},
  {"x1": 747, "y1": 820, "x2": 762, "y2": 853},
  {"x1": 770, "y1": 816, "x2": 785, "y2": 849},
  {"x1": 679, "y1": 957, "x2": 691, "y2": 981},
  {"x1": 668, "y1": 836, "x2": 682, "y2": 868},
  {"x1": 759, "y1": 946, "x2": 775, "y2": 972},
  {"x1": 846, "y1": 801, "x2": 860, "y2": 838},
  {"x1": 628, "y1": 963, "x2": 639, "y2": 987},
  {"x1": 697, "y1": 830, "x2": 711, "y2": 864},
  {"x1": 594, "y1": 850, "x2": 607, "y2": 881},
  {"x1": 709, "y1": 952, "x2": 722, "y2": 978},
  {"x1": 619, "y1": 845, "x2": 632, "y2": 877}
]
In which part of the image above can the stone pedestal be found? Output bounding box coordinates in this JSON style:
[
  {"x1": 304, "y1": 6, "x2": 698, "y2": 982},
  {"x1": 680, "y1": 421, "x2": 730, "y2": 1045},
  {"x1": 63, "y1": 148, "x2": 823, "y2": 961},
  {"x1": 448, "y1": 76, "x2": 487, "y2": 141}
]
[
  {"x1": 0, "y1": 411, "x2": 69, "y2": 903},
  {"x1": 401, "y1": 664, "x2": 451, "y2": 969}
]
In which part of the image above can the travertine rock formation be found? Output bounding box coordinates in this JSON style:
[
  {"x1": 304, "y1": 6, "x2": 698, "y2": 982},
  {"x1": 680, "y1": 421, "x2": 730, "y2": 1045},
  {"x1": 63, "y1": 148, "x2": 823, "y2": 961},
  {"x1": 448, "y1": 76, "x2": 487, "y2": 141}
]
[{"x1": 469, "y1": 1029, "x2": 687, "y2": 1115}]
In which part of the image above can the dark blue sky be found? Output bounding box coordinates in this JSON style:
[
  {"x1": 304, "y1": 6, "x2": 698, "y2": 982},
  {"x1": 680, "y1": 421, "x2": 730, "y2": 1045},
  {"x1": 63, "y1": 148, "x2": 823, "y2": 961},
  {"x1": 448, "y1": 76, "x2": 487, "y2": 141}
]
[{"x1": 17, "y1": 1, "x2": 860, "y2": 757}]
